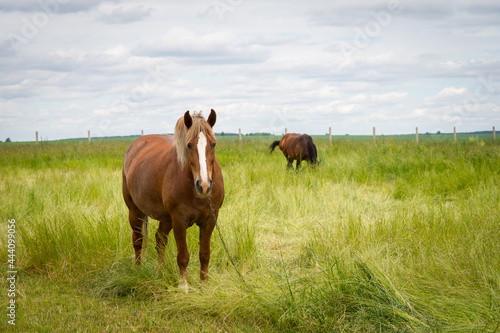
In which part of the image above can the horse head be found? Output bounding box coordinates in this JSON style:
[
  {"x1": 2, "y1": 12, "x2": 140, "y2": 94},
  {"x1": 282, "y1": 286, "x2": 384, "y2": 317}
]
[{"x1": 181, "y1": 109, "x2": 217, "y2": 195}]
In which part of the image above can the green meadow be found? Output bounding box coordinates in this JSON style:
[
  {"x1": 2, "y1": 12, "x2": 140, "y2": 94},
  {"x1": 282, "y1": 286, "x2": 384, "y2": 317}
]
[{"x1": 1, "y1": 135, "x2": 499, "y2": 332}]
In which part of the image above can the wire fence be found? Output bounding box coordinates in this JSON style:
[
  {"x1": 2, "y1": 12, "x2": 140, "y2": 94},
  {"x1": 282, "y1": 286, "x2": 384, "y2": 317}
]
[{"x1": 30, "y1": 126, "x2": 496, "y2": 144}]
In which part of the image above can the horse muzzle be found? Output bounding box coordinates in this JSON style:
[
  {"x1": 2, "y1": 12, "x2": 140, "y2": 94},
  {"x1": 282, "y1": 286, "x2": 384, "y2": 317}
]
[{"x1": 195, "y1": 179, "x2": 213, "y2": 195}]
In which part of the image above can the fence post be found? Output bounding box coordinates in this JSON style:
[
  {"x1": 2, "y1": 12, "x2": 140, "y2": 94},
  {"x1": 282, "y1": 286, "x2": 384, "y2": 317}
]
[
  {"x1": 454, "y1": 126, "x2": 456, "y2": 142},
  {"x1": 285, "y1": 128, "x2": 287, "y2": 135},
  {"x1": 141, "y1": 130, "x2": 144, "y2": 136},
  {"x1": 329, "y1": 127, "x2": 332, "y2": 144},
  {"x1": 494, "y1": 126, "x2": 496, "y2": 142},
  {"x1": 373, "y1": 127, "x2": 376, "y2": 143},
  {"x1": 36, "y1": 131, "x2": 38, "y2": 144},
  {"x1": 88, "y1": 130, "x2": 91, "y2": 143},
  {"x1": 239, "y1": 128, "x2": 242, "y2": 142},
  {"x1": 416, "y1": 127, "x2": 419, "y2": 143}
]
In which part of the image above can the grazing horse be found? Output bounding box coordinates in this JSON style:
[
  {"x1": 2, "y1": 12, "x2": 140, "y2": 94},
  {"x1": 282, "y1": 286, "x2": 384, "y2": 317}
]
[
  {"x1": 122, "y1": 109, "x2": 224, "y2": 292},
  {"x1": 270, "y1": 133, "x2": 318, "y2": 169}
]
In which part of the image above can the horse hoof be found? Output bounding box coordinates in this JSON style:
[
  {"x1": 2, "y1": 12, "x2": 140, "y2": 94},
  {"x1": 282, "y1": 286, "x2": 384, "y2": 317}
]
[{"x1": 179, "y1": 279, "x2": 189, "y2": 293}]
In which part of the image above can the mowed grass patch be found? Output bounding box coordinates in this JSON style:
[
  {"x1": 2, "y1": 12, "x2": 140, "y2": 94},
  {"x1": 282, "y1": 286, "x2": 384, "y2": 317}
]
[{"x1": 0, "y1": 137, "x2": 499, "y2": 332}]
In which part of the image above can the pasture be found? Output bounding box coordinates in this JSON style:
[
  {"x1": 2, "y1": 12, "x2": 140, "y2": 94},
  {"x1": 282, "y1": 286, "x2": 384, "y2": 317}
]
[{"x1": 1, "y1": 135, "x2": 499, "y2": 332}]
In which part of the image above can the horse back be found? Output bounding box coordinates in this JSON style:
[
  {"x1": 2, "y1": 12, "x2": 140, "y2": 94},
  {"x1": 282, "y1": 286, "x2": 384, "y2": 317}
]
[{"x1": 124, "y1": 135, "x2": 174, "y2": 172}]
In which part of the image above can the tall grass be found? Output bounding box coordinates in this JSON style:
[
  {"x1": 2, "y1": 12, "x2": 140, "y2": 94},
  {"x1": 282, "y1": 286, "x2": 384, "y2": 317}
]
[{"x1": 1, "y1": 137, "x2": 499, "y2": 331}]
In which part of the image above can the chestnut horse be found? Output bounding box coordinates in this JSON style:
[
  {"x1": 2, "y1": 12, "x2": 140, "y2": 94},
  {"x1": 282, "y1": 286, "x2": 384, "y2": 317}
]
[
  {"x1": 122, "y1": 110, "x2": 224, "y2": 292},
  {"x1": 270, "y1": 133, "x2": 318, "y2": 169}
]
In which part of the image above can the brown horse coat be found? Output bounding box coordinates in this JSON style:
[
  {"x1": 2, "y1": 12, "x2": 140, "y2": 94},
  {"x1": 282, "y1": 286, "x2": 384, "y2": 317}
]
[
  {"x1": 122, "y1": 110, "x2": 224, "y2": 292},
  {"x1": 270, "y1": 133, "x2": 318, "y2": 169}
]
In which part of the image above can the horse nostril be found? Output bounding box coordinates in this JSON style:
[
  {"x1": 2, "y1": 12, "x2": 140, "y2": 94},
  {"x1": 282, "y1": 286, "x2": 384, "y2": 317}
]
[{"x1": 195, "y1": 180, "x2": 203, "y2": 193}]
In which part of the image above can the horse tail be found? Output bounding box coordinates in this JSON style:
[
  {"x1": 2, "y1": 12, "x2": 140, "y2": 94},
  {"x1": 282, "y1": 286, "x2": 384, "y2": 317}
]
[
  {"x1": 270, "y1": 140, "x2": 280, "y2": 153},
  {"x1": 306, "y1": 136, "x2": 318, "y2": 164}
]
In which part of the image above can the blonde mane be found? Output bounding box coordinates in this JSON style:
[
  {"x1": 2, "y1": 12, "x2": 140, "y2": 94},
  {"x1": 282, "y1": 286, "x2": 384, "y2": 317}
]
[{"x1": 174, "y1": 111, "x2": 215, "y2": 167}]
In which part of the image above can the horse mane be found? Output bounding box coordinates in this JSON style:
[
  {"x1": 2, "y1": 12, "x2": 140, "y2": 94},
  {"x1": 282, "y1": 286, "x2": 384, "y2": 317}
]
[
  {"x1": 305, "y1": 135, "x2": 318, "y2": 164},
  {"x1": 174, "y1": 111, "x2": 215, "y2": 167}
]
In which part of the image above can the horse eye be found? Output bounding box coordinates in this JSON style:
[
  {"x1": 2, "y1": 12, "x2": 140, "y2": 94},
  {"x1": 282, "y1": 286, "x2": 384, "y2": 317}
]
[
  {"x1": 211, "y1": 143, "x2": 216, "y2": 149},
  {"x1": 187, "y1": 143, "x2": 193, "y2": 149}
]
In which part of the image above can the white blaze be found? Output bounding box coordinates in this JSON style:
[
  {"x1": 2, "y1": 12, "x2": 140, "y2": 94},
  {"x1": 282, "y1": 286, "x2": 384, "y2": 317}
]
[{"x1": 197, "y1": 132, "x2": 208, "y2": 182}]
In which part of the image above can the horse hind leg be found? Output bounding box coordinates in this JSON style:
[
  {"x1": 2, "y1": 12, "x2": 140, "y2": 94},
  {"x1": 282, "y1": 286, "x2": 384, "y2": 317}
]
[
  {"x1": 155, "y1": 217, "x2": 173, "y2": 267},
  {"x1": 128, "y1": 207, "x2": 148, "y2": 265}
]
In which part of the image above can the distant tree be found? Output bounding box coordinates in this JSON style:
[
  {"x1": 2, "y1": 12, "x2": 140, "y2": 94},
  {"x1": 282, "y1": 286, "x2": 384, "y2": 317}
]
[{"x1": 5, "y1": 137, "x2": 11, "y2": 143}]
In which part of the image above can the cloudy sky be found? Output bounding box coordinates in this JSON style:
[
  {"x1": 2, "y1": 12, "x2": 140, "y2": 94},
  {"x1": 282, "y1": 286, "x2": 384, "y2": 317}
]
[{"x1": 1, "y1": 0, "x2": 499, "y2": 141}]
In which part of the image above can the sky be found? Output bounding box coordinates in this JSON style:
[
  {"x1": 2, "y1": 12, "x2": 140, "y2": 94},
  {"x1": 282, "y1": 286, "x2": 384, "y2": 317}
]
[{"x1": 1, "y1": 0, "x2": 499, "y2": 141}]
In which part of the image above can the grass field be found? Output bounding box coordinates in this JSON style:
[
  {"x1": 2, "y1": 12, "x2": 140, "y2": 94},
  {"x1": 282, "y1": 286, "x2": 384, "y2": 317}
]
[{"x1": 1, "y1": 135, "x2": 499, "y2": 332}]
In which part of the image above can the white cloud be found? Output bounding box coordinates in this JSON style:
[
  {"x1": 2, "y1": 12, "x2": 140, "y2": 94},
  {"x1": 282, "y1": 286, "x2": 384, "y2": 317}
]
[
  {"x1": 370, "y1": 92, "x2": 408, "y2": 103},
  {"x1": 0, "y1": 0, "x2": 499, "y2": 141},
  {"x1": 98, "y1": 5, "x2": 153, "y2": 24},
  {"x1": 0, "y1": 0, "x2": 120, "y2": 13},
  {"x1": 337, "y1": 104, "x2": 358, "y2": 114},
  {"x1": 424, "y1": 87, "x2": 468, "y2": 106},
  {"x1": 133, "y1": 27, "x2": 271, "y2": 64}
]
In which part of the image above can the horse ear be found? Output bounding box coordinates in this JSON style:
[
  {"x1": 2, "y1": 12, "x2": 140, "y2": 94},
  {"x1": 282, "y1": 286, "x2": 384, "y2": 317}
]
[
  {"x1": 207, "y1": 109, "x2": 216, "y2": 128},
  {"x1": 184, "y1": 110, "x2": 192, "y2": 129}
]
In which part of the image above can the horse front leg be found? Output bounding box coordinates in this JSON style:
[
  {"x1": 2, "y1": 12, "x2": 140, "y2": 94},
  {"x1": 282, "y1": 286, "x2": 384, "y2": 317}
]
[
  {"x1": 199, "y1": 221, "x2": 216, "y2": 281},
  {"x1": 173, "y1": 217, "x2": 189, "y2": 292}
]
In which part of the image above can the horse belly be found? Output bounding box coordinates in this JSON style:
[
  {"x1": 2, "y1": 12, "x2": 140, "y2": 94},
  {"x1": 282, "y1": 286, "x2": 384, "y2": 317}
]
[{"x1": 127, "y1": 171, "x2": 165, "y2": 219}]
